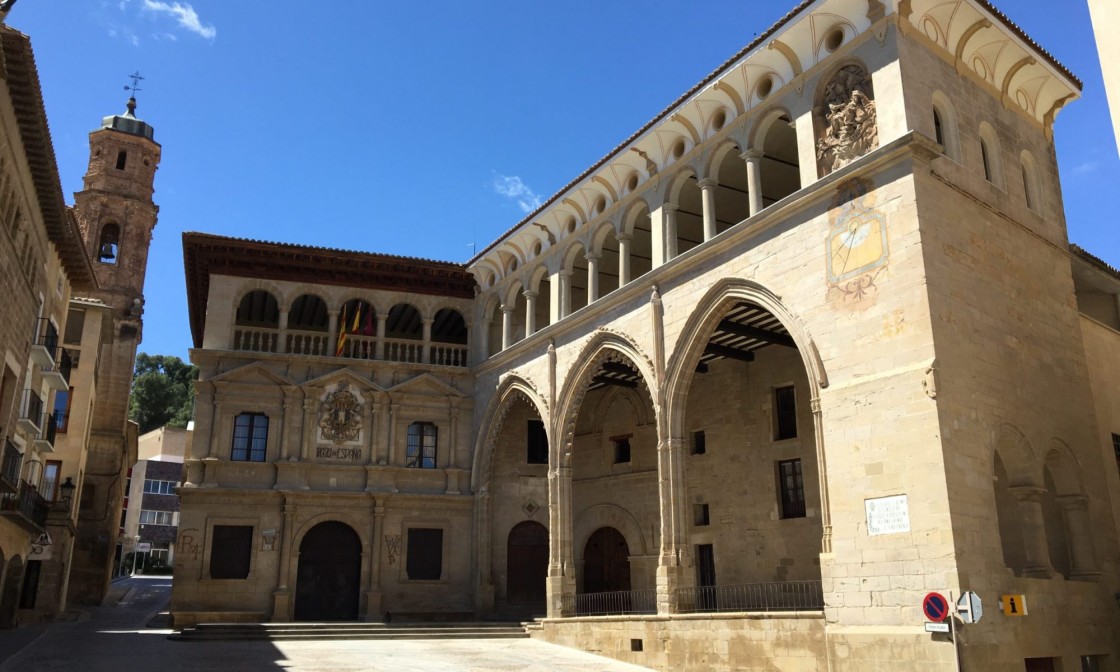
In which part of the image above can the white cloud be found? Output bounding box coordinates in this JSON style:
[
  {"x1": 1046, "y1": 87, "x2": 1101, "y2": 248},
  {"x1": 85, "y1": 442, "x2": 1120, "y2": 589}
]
[
  {"x1": 492, "y1": 174, "x2": 543, "y2": 213},
  {"x1": 1072, "y1": 161, "x2": 1098, "y2": 176},
  {"x1": 141, "y1": 0, "x2": 216, "y2": 40}
]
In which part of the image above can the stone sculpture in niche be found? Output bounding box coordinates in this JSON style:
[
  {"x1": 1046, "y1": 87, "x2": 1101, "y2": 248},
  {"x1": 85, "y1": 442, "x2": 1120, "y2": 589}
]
[
  {"x1": 318, "y1": 380, "x2": 363, "y2": 443},
  {"x1": 816, "y1": 64, "x2": 878, "y2": 176}
]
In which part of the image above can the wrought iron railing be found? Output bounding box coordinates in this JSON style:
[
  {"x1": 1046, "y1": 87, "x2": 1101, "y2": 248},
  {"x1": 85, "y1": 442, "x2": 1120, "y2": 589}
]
[
  {"x1": 0, "y1": 480, "x2": 48, "y2": 529},
  {"x1": 41, "y1": 346, "x2": 72, "y2": 386},
  {"x1": 20, "y1": 390, "x2": 43, "y2": 425},
  {"x1": 38, "y1": 411, "x2": 59, "y2": 447},
  {"x1": 563, "y1": 589, "x2": 657, "y2": 616},
  {"x1": 0, "y1": 441, "x2": 21, "y2": 490},
  {"x1": 33, "y1": 317, "x2": 59, "y2": 354},
  {"x1": 675, "y1": 580, "x2": 824, "y2": 613}
]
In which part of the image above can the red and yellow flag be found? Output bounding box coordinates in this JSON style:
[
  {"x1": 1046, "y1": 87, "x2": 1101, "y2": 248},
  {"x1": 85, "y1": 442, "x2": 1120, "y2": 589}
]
[{"x1": 335, "y1": 305, "x2": 349, "y2": 357}]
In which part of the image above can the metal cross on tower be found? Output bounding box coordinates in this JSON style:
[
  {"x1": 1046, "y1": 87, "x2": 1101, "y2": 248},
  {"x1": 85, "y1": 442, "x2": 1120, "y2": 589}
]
[{"x1": 124, "y1": 71, "x2": 144, "y2": 98}]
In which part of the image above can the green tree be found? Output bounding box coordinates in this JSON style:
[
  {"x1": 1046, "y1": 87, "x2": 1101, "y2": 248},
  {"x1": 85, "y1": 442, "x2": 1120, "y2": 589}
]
[{"x1": 128, "y1": 353, "x2": 199, "y2": 434}]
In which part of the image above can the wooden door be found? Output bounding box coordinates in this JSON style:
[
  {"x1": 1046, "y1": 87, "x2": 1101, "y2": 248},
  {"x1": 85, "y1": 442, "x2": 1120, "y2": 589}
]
[
  {"x1": 582, "y1": 527, "x2": 631, "y2": 594},
  {"x1": 293, "y1": 521, "x2": 362, "y2": 621},
  {"x1": 506, "y1": 521, "x2": 548, "y2": 605}
]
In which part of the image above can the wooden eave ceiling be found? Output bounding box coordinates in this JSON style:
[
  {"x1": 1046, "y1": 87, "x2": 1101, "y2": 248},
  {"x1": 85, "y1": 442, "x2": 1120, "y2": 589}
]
[
  {"x1": 0, "y1": 28, "x2": 95, "y2": 290},
  {"x1": 183, "y1": 232, "x2": 477, "y2": 348},
  {"x1": 590, "y1": 301, "x2": 795, "y2": 389}
]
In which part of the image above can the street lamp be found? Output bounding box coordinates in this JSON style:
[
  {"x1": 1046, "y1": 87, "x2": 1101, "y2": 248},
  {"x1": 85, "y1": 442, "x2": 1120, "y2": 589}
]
[{"x1": 59, "y1": 477, "x2": 75, "y2": 511}]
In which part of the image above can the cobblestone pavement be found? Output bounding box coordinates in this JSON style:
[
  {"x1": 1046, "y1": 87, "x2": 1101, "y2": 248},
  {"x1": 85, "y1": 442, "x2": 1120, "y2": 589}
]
[{"x1": 0, "y1": 576, "x2": 653, "y2": 671}]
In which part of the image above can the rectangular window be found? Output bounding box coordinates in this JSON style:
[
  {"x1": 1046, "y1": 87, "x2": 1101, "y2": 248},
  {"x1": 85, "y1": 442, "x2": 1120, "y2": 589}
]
[
  {"x1": 40, "y1": 460, "x2": 61, "y2": 502},
  {"x1": 694, "y1": 503, "x2": 710, "y2": 527},
  {"x1": 63, "y1": 308, "x2": 84, "y2": 345},
  {"x1": 774, "y1": 386, "x2": 797, "y2": 440},
  {"x1": 1113, "y1": 433, "x2": 1120, "y2": 476},
  {"x1": 143, "y1": 479, "x2": 177, "y2": 495},
  {"x1": 406, "y1": 422, "x2": 438, "y2": 468},
  {"x1": 52, "y1": 388, "x2": 71, "y2": 433},
  {"x1": 526, "y1": 419, "x2": 548, "y2": 464},
  {"x1": 406, "y1": 528, "x2": 443, "y2": 580},
  {"x1": 777, "y1": 458, "x2": 806, "y2": 519},
  {"x1": 115, "y1": 150, "x2": 128, "y2": 170},
  {"x1": 209, "y1": 525, "x2": 253, "y2": 579},
  {"x1": 139, "y1": 510, "x2": 174, "y2": 526},
  {"x1": 231, "y1": 413, "x2": 268, "y2": 462},
  {"x1": 981, "y1": 140, "x2": 993, "y2": 182},
  {"x1": 690, "y1": 430, "x2": 706, "y2": 455},
  {"x1": 1081, "y1": 656, "x2": 1103, "y2": 672},
  {"x1": 612, "y1": 435, "x2": 631, "y2": 464}
]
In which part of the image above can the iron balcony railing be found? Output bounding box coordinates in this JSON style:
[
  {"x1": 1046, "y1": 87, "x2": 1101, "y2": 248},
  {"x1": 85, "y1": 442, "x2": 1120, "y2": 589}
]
[
  {"x1": 0, "y1": 441, "x2": 21, "y2": 491},
  {"x1": 32, "y1": 318, "x2": 59, "y2": 357},
  {"x1": 675, "y1": 580, "x2": 824, "y2": 614},
  {"x1": 38, "y1": 411, "x2": 59, "y2": 447},
  {"x1": 563, "y1": 589, "x2": 657, "y2": 617},
  {"x1": 20, "y1": 390, "x2": 43, "y2": 427},
  {"x1": 0, "y1": 480, "x2": 49, "y2": 530},
  {"x1": 41, "y1": 346, "x2": 73, "y2": 387}
]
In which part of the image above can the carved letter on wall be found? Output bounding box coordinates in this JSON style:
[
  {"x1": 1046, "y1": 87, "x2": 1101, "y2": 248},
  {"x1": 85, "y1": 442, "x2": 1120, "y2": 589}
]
[
  {"x1": 385, "y1": 534, "x2": 402, "y2": 565},
  {"x1": 816, "y1": 65, "x2": 879, "y2": 176},
  {"x1": 318, "y1": 380, "x2": 363, "y2": 444}
]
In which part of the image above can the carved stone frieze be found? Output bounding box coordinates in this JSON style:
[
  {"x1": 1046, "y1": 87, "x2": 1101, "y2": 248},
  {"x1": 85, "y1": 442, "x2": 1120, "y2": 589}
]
[
  {"x1": 318, "y1": 380, "x2": 363, "y2": 444},
  {"x1": 816, "y1": 65, "x2": 879, "y2": 176}
]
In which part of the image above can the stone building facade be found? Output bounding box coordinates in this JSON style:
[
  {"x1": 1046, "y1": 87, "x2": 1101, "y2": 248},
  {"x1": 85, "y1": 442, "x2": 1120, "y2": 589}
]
[
  {"x1": 172, "y1": 1, "x2": 1120, "y2": 670},
  {"x1": 0, "y1": 15, "x2": 160, "y2": 623}
]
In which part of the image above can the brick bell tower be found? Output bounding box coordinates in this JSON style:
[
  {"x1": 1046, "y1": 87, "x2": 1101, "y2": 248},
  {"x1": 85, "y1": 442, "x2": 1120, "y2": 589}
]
[{"x1": 68, "y1": 95, "x2": 160, "y2": 604}]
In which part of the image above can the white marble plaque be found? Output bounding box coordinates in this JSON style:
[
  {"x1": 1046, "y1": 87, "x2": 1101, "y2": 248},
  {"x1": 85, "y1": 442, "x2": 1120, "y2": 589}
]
[{"x1": 865, "y1": 494, "x2": 910, "y2": 536}]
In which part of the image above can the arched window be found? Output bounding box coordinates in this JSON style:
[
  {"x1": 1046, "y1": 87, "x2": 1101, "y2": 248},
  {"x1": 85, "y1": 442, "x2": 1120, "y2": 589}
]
[
  {"x1": 386, "y1": 303, "x2": 422, "y2": 340},
  {"x1": 1020, "y1": 151, "x2": 1042, "y2": 213},
  {"x1": 993, "y1": 452, "x2": 1026, "y2": 575},
  {"x1": 978, "y1": 122, "x2": 1004, "y2": 188},
  {"x1": 288, "y1": 295, "x2": 328, "y2": 332},
  {"x1": 235, "y1": 290, "x2": 279, "y2": 327},
  {"x1": 98, "y1": 224, "x2": 120, "y2": 264},
  {"x1": 931, "y1": 92, "x2": 960, "y2": 161}
]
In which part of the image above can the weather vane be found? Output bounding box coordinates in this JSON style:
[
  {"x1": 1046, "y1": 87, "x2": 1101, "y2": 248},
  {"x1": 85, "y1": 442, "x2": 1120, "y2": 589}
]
[{"x1": 124, "y1": 71, "x2": 144, "y2": 99}]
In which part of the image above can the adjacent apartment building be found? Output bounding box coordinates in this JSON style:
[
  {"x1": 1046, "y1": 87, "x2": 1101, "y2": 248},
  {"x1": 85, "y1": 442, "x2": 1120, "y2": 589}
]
[
  {"x1": 0, "y1": 14, "x2": 160, "y2": 624},
  {"x1": 119, "y1": 425, "x2": 188, "y2": 573},
  {"x1": 171, "y1": 1, "x2": 1120, "y2": 671}
]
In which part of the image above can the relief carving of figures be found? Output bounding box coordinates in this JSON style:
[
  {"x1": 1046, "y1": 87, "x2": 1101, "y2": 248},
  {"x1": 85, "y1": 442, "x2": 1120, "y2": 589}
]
[
  {"x1": 816, "y1": 65, "x2": 878, "y2": 176},
  {"x1": 318, "y1": 380, "x2": 363, "y2": 443}
]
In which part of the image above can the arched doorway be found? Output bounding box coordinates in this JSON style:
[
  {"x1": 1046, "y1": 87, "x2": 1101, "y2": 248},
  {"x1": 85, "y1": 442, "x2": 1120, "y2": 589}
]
[
  {"x1": 294, "y1": 522, "x2": 361, "y2": 621},
  {"x1": 506, "y1": 521, "x2": 548, "y2": 607},
  {"x1": 0, "y1": 556, "x2": 23, "y2": 628},
  {"x1": 582, "y1": 527, "x2": 631, "y2": 594}
]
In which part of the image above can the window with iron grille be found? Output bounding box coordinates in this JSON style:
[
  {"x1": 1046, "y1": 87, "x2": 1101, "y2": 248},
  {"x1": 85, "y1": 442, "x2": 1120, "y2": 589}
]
[
  {"x1": 777, "y1": 458, "x2": 806, "y2": 519},
  {"x1": 526, "y1": 419, "x2": 548, "y2": 464},
  {"x1": 406, "y1": 422, "x2": 437, "y2": 469},
  {"x1": 231, "y1": 413, "x2": 268, "y2": 462}
]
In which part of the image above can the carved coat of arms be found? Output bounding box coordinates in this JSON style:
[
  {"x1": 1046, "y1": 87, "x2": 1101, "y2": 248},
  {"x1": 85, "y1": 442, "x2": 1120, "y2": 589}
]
[{"x1": 318, "y1": 380, "x2": 363, "y2": 443}]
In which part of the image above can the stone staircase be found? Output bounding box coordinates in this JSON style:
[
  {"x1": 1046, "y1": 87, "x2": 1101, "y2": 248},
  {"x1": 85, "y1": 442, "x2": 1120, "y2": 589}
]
[{"x1": 169, "y1": 621, "x2": 531, "y2": 642}]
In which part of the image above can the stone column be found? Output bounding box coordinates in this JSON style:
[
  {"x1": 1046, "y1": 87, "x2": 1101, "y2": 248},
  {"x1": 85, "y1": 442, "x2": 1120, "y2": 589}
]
[
  {"x1": 476, "y1": 489, "x2": 496, "y2": 615},
  {"x1": 1011, "y1": 486, "x2": 1055, "y2": 578},
  {"x1": 523, "y1": 290, "x2": 538, "y2": 336},
  {"x1": 585, "y1": 253, "x2": 601, "y2": 303},
  {"x1": 272, "y1": 497, "x2": 296, "y2": 622},
  {"x1": 366, "y1": 497, "x2": 386, "y2": 619},
  {"x1": 500, "y1": 306, "x2": 514, "y2": 350},
  {"x1": 742, "y1": 149, "x2": 764, "y2": 216},
  {"x1": 655, "y1": 437, "x2": 693, "y2": 614},
  {"x1": 547, "y1": 452, "x2": 576, "y2": 618},
  {"x1": 1059, "y1": 495, "x2": 1100, "y2": 581},
  {"x1": 277, "y1": 304, "x2": 290, "y2": 354},
  {"x1": 191, "y1": 383, "x2": 215, "y2": 460},
  {"x1": 421, "y1": 318, "x2": 433, "y2": 364},
  {"x1": 375, "y1": 315, "x2": 387, "y2": 360},
  {"x1": 698, "y1": 178, "x2": 718, "y2": 241},
  {"x1": 328, "y1": 309, "x2": 340, "y2": 357},
  {"x1": 558, "y1": 270, "x2": 573, "y2": 319},
  {"x1": 300, "y1": 398, "x2": 318, "y2": 462},
  {"x1": 616, "y1": 234, "x2": 632, "y2": 286}
]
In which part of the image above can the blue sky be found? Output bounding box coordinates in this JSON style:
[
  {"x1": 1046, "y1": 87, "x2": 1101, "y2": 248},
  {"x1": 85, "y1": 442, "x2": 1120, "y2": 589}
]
[{"x1": 8, "y1": 1, "x2": 1118, "y2": 361}]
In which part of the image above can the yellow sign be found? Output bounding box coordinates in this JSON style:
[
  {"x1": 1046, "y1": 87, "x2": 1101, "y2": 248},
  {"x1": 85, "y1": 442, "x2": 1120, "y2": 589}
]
[{"x1": 1000, "y1": 594, "x2": 1028, "y2": 616}]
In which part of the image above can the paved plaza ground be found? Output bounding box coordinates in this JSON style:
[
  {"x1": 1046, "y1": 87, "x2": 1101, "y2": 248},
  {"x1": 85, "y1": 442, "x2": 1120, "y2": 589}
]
[{"x1": 0, "y1": 576, "x2": 652, "y2": 671}]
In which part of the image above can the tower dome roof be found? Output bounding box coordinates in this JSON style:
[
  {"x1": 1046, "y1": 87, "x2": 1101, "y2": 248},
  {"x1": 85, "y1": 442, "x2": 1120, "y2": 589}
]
[{"x1": 101, "y1": 97, "x2": 154, "y2": 141}]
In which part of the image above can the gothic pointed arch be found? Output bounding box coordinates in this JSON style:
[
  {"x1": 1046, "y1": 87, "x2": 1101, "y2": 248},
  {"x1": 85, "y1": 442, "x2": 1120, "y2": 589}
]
[{"x1": 470, "y1": 373, "x2": 549, "y2": 493}]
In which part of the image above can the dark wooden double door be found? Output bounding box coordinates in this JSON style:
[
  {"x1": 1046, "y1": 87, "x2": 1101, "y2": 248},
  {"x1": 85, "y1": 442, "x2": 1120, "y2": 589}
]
[
  {"x1": 506, "y1": 521, "x2": 548, "y2": 606},
  {"x1": 583, "y1": 527, "x2": 631, "y2": 593},
  {"x1": 294, "y1": 522, "x2": 361, "y2": 621}
]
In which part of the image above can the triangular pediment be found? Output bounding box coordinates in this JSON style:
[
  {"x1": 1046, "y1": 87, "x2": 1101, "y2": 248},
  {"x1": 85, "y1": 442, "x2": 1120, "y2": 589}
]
[
  {"x1": 304, "y1": 367, "x2": 385, "y2": 393},
  {"x1": 209, "y1": 361, "x2": 297, "y2": 387},
  {"x1": 387, "y1": 373, "x2": 464, "y2": 398}
]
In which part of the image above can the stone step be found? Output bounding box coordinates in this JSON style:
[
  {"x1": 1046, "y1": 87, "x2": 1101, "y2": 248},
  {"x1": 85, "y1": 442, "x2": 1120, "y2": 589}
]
[{"x1": 170, "y1": 622, "x2": 530, "y2": 642}]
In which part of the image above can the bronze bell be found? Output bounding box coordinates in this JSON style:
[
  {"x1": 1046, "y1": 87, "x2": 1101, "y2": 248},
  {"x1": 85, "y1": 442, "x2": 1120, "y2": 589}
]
[{"x1": 98, "y1": 242, "x2": 116, "y2": 260}]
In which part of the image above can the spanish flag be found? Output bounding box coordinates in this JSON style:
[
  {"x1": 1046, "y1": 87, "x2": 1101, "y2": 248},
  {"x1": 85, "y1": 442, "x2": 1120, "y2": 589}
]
[
  {"x1": 335, "y1": 305, "x2": 349, "y2": 357},
  {"x1": 350, "y1": 304, "x2": 362, "y2": 334}
]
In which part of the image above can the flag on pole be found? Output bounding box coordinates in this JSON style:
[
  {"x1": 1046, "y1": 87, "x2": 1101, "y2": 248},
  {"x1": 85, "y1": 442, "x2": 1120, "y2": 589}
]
[
  {"x1": 335, "y1": 305, "x2": 349, "y2": 357},
  {"x1": 362, "y1": 306, "x2": 375, "y2": 336},
  {"x1": 350, "y1": 304, "x2": 362, "y2": 334}
]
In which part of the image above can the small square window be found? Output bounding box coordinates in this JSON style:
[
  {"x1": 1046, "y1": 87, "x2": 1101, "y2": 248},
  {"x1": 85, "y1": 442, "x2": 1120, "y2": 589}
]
[
  {"x1": 694, "y1": 503, "x2": 710, "y2": 527},
  {"x1": 690, "y1": 430, "x2": 706, "y2": 455},
  {"x1": 774, "y1": 386, "x2": 797, "y2": 441},
  {"x1": 612, "y1": 435, "x2": 631, "y2": 464}
]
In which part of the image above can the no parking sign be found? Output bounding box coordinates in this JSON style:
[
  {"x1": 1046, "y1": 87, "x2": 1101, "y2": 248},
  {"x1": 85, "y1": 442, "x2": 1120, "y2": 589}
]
[{"x1": 923, "y1": 592, "x2": 950, "y2": 623}]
